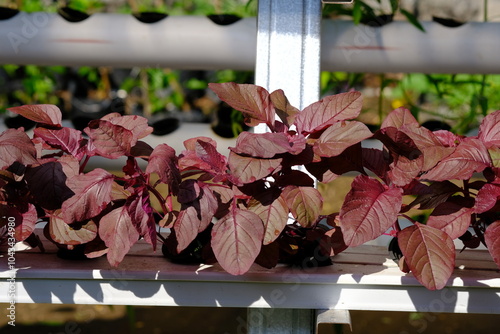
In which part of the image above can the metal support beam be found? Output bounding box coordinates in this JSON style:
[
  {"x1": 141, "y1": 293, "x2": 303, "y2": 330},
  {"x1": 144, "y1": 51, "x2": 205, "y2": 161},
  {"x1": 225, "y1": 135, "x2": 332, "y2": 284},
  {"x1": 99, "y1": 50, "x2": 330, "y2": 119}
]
[
  {"x1": 255, "y1": 0, "x2": 322, "y2": 110},
  {"x1": 247, "y1": 308, "x2": 315, "y2": 334}
]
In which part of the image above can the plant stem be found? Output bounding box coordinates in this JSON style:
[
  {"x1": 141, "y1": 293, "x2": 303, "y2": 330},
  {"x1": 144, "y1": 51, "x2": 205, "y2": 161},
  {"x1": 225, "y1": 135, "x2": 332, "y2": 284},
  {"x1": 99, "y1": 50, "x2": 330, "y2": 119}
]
[
  {"x1": 79, "y1": 155, "x2": 90, "y2": 173},
  {"x1": 147, "y1": 183, "x2": 170, "y2": 215}
]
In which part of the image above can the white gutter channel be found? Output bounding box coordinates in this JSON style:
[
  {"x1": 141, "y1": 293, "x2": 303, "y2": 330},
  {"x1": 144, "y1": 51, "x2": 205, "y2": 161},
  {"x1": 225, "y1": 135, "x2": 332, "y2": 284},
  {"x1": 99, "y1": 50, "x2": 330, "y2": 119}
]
[{"x1": 0, "y1": 12, "x2": 499, "y2": 73}]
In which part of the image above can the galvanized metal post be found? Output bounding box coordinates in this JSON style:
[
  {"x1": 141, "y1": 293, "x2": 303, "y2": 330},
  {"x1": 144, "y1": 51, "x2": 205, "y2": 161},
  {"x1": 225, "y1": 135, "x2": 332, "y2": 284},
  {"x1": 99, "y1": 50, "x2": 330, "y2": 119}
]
[{"x1": 255, "y1": 0, "x2": 322, "y2": 111}]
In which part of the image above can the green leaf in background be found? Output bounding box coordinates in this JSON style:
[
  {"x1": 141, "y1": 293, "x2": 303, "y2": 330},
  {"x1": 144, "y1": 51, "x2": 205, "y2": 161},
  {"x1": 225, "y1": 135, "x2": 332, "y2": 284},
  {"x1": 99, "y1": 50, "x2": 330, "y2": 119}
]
[
  {"x1": 352, "y1": 1, "x2": 362, "y2": 25},
  {"x1": 400, "y1": 8, "x2": 426, "y2": 32},
  {"x1": 390, "y1": 0, "x2": 399, "y2": 13}
]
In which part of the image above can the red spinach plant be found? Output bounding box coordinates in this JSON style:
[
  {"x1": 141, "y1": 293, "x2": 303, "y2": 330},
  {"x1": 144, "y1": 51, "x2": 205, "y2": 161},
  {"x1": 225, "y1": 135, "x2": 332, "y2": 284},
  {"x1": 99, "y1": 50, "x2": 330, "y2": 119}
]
[{"x1": 1, "y1": 82, "x2": 499, "y2": 291}]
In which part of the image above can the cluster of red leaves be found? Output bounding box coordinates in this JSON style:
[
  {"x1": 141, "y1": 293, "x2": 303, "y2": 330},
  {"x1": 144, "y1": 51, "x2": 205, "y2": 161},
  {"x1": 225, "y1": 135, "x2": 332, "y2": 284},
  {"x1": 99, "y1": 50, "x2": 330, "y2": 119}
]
[{"x1": 1, "y1": 83, "x2": 499, "y2": 291}]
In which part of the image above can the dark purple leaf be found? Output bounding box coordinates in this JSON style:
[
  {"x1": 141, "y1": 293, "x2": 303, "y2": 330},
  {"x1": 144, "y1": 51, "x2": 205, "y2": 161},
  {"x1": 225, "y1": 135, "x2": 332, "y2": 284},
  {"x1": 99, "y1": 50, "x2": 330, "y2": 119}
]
[
  {"x1": 25, "y1": 161, "x2": 75, "y2": 210},
  {"x1": 484, "y1": 221, "x2": 500, "y2": 269},
  {"x1": 208, "y1": 82, "x2": 275, "y2": 127},
  {"x1": 178, "y1": 179, "x2": 201, "y2": 203},
  {"x1": 211, "y1": 207, "x2": 264, "y2": 275},
  {"x1": 398, "y1": 223, "x2": 455, "y2": 290},
  {"x1": 99, "y1": 205, "x2": 140, "y2": 266},
  {"x1": 408, "y1": 181, "x2": 462, "y2": 210},
  {"x1": 295, "y1": 91, "x2": 363, "y2": 135},
  {"x1": 7, "y1": 104, "x2": 62, "y2": 126},
  {"x1": 145, "y1": 143, "x2": 181, "y2": 195},
  {"x1": 339, "y1": 175, "x2": 402, "y2": 246},
  {"x1": 313, "y1": 121, "x2": 372, "y2": 157},
  {"x1": 62, "y1": 168, "x2": 114, "y2": 223},
  {"x1": 362, "y1": 148, "x2": 390, "y2": 180},
  {"x1": 282, "y1": 186, "x2": 322, "y2": 228},
  {"x1": 130, "y1": 140, "x2": 154, "y2": 158},
  {"x1": 0, "y1": 128, "x2": 37, "y2": 169}
]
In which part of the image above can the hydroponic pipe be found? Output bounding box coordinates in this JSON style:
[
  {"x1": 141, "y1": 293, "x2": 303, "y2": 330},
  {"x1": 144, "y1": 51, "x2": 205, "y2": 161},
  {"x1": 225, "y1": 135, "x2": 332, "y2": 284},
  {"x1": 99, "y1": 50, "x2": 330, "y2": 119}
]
[
  {"x1": 0, "y1": 12, "x2": 257, "y2": 70},
  {"x1": 0, "y1": 12, "x2": 500, "y2": 73}
]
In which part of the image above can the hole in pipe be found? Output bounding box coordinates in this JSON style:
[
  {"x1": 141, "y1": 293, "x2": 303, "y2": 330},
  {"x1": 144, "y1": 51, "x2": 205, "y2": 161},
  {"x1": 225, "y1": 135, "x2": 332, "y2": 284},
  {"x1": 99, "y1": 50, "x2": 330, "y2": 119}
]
[
  {"x1": 133, "y1": 12, "x2": 168, "y2": 23},
  {"x1": 0, "y1": 7, "x2": 19, "y2": 20},
  {"x1": 207, "y1": 14, "x2": 241, "y2": 25},
  {"x1": 58, "y1": 7, "x2": 90, "y2": 22},
  {"x1": 432, "y1": 16, "x2": 465, "y2": 28}
]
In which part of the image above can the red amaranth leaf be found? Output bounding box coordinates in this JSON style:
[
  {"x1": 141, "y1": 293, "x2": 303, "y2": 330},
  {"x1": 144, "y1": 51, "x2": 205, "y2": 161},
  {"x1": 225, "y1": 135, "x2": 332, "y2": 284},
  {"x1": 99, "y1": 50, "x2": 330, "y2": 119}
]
[
  {"x1": 145, "y1": 143, "x2": 181, "y2": 195},
  {"x1": 101, "y1": 113, "x2": 153, "y2": 142},
  {"x1": 248, "y1": 193, "x2": 288, "y2": 244},
  {"x1": 421, "y1": 138, "x2": 491, "y2": 181},
  {"x1": 194, "y1": 139, "x2": 227, "y2": 175},
  {"x1": 211, "y1": 207, "x2": 264, "y2": 275},
  {"x1": 398, "y1": 223, "x2": 455, "y2": 290},
  {"x1": 99, "y1": 205, "x2": 140, "y2": 267},
  {"x1": 478, "y1": 110, "x2": 500, "y2": 147},
  {"x1": 339, "y1": 175, "x2": 403, "y2": 247},
  {"x1": 399, "y1": 124, "x2": 455, "y2": 171},
  {"x1": 25, "y1": 161, "x2": 75, "y2": 210},
  {"x1": 388, "y1": 154, "x2": 424, "y2": 187},
  {"x1": 84, "y1": 120, "x2": 133, "y2": 159},
  {"x1": 8, "y1": 203, "x2": 38, "y2": 241},
  {"x1": 484, "y1": 221, "x2": 500, "y2": 269},
  {"x1": 62, "y1": 168, "x2": 114, "y2": 223},
  {"x1": 49, "y1": 210, "x2": 97, "y2": 245},
  {"x1": 228, "y1": 151, "x2": 282, "y2": 185},
  {"x1": 231, "y1": 132, "x2": 292, "y2": 158},
  {"x1": 7, "y1": 104, "x2": 62, "y2": 126},
  {"x1": 127, "y1": 192, "x2": 156, "y2": 249},
  {"x1": 270, "y1": 89, "x2": 299, "y2": 128},
  {"x1": 34, "y1": 127, "x2": 87, "y2": 159},
  {"x1": 0, "y1": 128, "x2": 37, "y2": 169},
  {"x1": 427, "y1": 201, "x2": 472, "y2": 239},
  {"x1": 173, "y1": 206, "x2": 201, "y2": 252},
  {"x1": 474, "y1": 182, "x2": 500, "y2": 214},
  {"x1": 295, "y1": 91, "x2": 363, "y2": 135},
  {"x1": 208, "y1": 82, "x2": 275, "y2": 127},
  {"x1": 313, "y1": 121, "x2": 372, "y2": 157},
  {"x1": 381, "y1": 107, "x2": 419, "y2": 129},
  {"x1": 282, "y1": 186, "x2": 322, "y2": 228}
]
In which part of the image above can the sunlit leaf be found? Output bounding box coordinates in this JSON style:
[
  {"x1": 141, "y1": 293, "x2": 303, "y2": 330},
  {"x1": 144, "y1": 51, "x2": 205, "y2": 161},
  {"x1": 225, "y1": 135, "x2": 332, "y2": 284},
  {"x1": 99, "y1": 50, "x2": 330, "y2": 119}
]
[
  {"x1": 484, "y1": 221, "x2": 500, "y2": 269},
  {"x1": 211, "y1": 207, "x2": 264, "y2": 275},
  {"x1": 8, "y1": 104, "x2": 62, "y2": 126},
  {"x1": 145, "y1": 143, "x2": 181, "y2": 195},
  {"x1": 0, "y1": 128, "x2": 37, "y2": 170},
  {"x1": 398, "y1": 223, "x2": 455, "y2": 290},
  {"x1": 339, "y1": 175, "x2": 402, "y2": 246},
  {"x1": 62, "y1": 168, "x2": 114, "y2": 223},
  {"x1": 295, "y1": 91, "x2": 362, "y2": 135},
  {"x1": 49, "y1": 210, "x2": 97, "y2": 245},
  {"x1": 282, "y1": 186, "x2": 322, "y2": 228},
  {"x1": 208, "y1": 82, "x2": 275, "y2": 127},
  {"x1": 313, "y1": 121, "x2": 372, "y2": 157},
  {"x1": 427, "y1": 201, "x2": 472, "y2": 239},
  {"x1": 99, "y1": 205, "x2": 140, "y2": 267}
]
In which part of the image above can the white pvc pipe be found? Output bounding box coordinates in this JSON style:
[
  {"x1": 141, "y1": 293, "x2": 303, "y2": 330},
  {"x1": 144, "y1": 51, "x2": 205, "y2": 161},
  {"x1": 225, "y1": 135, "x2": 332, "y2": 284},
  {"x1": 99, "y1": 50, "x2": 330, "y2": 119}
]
[
  {"x1": 321, "y1": 20, "x2": 500, "y2": 74},
  {"x1": 0, "y1": 12, "x2": 257, "y2": 70},
  {"x1": 0, "y1": 13, "x2": 499, "y2": 73}
]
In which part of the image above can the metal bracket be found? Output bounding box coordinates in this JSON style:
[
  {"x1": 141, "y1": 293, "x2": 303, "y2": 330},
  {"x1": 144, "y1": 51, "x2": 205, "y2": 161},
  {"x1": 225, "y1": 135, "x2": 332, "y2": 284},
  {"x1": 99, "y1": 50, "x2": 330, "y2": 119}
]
[{"x1": 316, "y1": 309, "x2": 352, "y2": 333}]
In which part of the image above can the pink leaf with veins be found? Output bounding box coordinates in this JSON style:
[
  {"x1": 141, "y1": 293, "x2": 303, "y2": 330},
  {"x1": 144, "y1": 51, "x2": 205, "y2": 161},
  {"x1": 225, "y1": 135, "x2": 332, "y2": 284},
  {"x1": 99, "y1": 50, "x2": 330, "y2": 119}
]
[
  {"x1": 339, "y1": 175, "x2": 402, "y2": 247},
  {"x1": 422, "y1": 138, "x2": 491, "y2": 181},
  {"x1": 8, "y1": 104, "x2": 62, "y2": 126},
  {"x1": 296, "y1": 91, "x2": 362, "y2": 134},
  {"x1": 485, "y1": 221, "x2": 500, "y2": 270},
  {"x1": 99, "y1": 205, "x2": 140, "y2": 267},
  {"x1": 0, "y1": 128, "x2": 37, "y2": 170},
  {"x1": 398, "y1": 223, "x2": 455, "y2": 290},
  {"x1": 211, "y1": 207, "x2": 264, "y2": 275},
  {"x1": 62, "y1": 168, "x2": 114, "y2": 223},
  {"x1": 208, "y1": 82, "x2": 275, "y2": 127}
]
